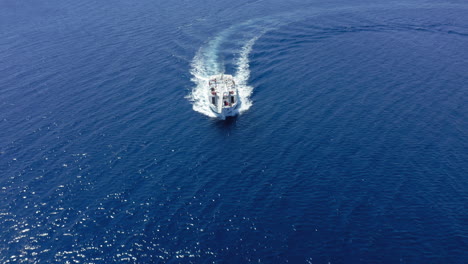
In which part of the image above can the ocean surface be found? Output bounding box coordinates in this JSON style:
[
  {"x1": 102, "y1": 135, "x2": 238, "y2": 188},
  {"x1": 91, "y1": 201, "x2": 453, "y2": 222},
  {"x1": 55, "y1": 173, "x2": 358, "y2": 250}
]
[{"x1": 1, "y1": 0, "x2": 467, "y2": 263}]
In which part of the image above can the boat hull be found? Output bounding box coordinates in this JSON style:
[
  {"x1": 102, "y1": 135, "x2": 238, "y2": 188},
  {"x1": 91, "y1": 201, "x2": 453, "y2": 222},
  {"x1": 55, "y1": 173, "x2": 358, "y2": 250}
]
[
  {"x1": 208, "y1": 74, "x2": 241, "y2": 119},
  {"x1": 209, "y1": 98, "x2": 240, "y2": 118}
]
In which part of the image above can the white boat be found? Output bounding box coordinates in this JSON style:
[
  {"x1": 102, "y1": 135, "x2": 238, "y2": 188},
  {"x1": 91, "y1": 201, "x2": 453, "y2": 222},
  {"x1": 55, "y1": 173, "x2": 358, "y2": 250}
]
[{"x1": 208, "y1": 74, "x2": 240, "y2": 118}]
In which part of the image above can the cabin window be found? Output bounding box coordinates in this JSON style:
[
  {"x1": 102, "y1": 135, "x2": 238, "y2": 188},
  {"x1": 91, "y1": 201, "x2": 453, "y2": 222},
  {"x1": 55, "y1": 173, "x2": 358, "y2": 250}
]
[
  {"x1": 230, "y1": 96, "x2": 235, "y2": 103},
  {"x1": 211, "y1": 97, "x2": 216, "y2": 105}
]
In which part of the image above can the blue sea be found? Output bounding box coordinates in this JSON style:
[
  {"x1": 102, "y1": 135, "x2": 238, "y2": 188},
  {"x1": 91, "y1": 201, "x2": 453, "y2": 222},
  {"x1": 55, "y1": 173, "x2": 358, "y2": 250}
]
[{"x1": 1, "y1": 0, "x2": 467, "y2": 263}]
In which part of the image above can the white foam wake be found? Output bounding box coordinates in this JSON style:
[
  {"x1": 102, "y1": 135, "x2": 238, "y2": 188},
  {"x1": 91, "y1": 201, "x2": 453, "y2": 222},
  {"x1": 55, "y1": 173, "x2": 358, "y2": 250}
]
[
  {"x1": 187, "y1": 24, "x2": 264, "y2": 119},
  {"x1": 234, "y1": 36, "x2": 259, "y2": 114}
]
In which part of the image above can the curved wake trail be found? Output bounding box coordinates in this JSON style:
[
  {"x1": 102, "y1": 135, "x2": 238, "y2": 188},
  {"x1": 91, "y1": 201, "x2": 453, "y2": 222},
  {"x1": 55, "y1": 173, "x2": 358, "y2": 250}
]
[
  {"x1": 187, "y1": 3, "x2": 457, "y2": 119},
  {"x1": 188, "y1": 36, "x2": 260, "y2": 119},
  {"x1": 187, "y1": 19, "x2": 276, "y2": 119},
  {"x1": 234, "y1": 36, "x2": 259, "y2": 113}
]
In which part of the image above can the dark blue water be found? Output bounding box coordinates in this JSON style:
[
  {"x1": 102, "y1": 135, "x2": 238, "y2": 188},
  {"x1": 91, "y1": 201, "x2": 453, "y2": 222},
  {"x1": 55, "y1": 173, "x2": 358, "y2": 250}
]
[{"x1": 1, "y1": 0, "x2": 467, "y2": 263}]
